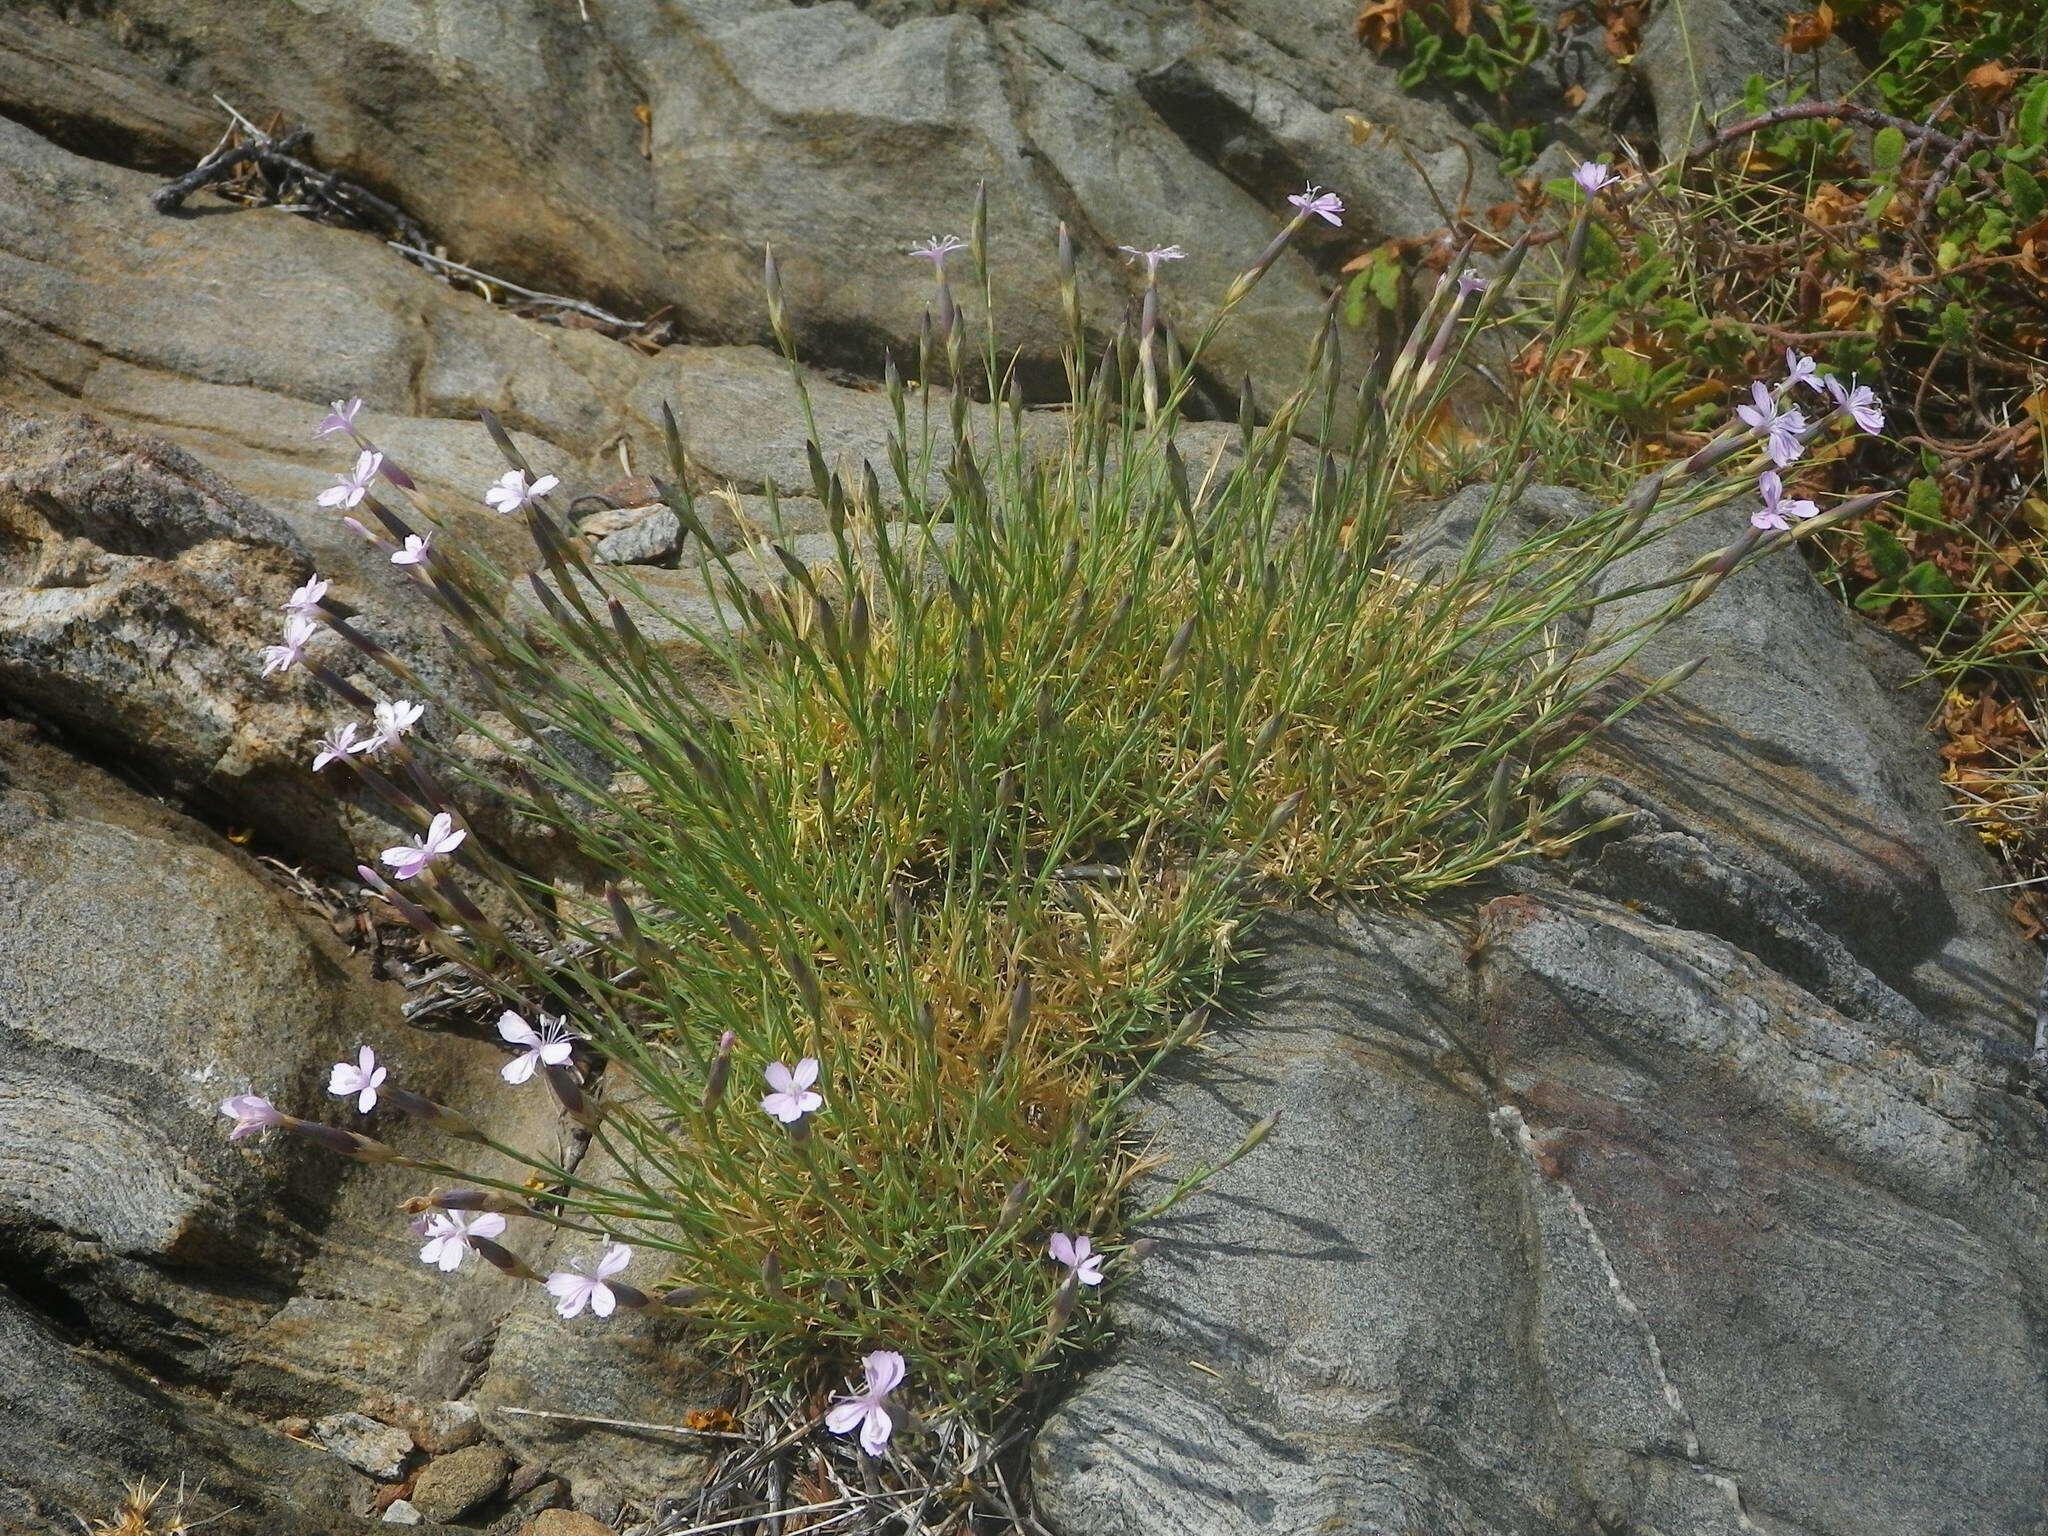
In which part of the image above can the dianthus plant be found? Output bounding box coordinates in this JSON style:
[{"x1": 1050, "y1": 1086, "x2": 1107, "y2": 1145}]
[{"x1": 222, "y1": 179, "x2": 1885, "y2": 1450}]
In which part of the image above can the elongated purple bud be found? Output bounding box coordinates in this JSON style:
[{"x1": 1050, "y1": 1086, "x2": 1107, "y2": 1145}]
[
  {"x1": 702, "y1": 1030, "x2": 736, "y2": 1113},
  {"x1": 355, "y1": 864, "x2": 441, "y2": 935},
  {"x1": 403, "y1": 1188, "x2": 527, "y2": 1215},
  {"x1": 306, "y1": 662, "x2": 376, "y2": 711},
  {"x1": 382, "y1": 1085, "x2": 484, "y2": 1141},
  {"x1": 998, "y1": 1178, "x2": 1028, "y2": 1229},
  {"x1": 1049, "y1": 1272, "x2": 1081, "y2": 1328},
  {"x1": 545, "y1": 1063, "x2": 599, "y2": 1128},
  {"x1": 1005, "y1": 976, "x2": 1032, "y2": 1059},
  {"x1": 606, "y1": 1280, "x2": 653, "y2": 1311},
  {"x1": 782, "y1": 948, "x2": 824, "y2": 1022},
  {"x1": 1226, "y1": 213, "x2": 1307, "y2": 306},
  {"x1": 725, "y1": 911, "x2": 764, "y2": 960},
  {"x1": 468, "y1": 1235, "x2": 543, "y2": 1283},
  {"x1": 282, "y1": 1115, "x2": 403, "y2": 1163}
]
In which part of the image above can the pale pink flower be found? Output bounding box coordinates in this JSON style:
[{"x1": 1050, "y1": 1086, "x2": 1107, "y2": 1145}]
[
  {"x1": 1117, "y1": 243, "x2": 1188, "y2": 275},
  {"x1": 1825, "y1": 374, "x2": 1885, "y2": 434},
  {"x1": 327, "y1": 1045, "x2": 387, "y2": 1113},
  {"x1": 1455, "y1": 268, "x2": 1488, "y2": 299},
  {"x1": 314, "y1": 398, "x2": 364, "y2": 438},
  {"x1": 546, "y1": 1242, "x2": 632, "y2": 1318},
  {"x1": 1735, "y1": 380, "x2": 1806, "y2": 468},
  {"x1": 1572, "y1": 161, "x2": 1620, "y2": 195},
  {"x1": 907, "y1": 235, "x2": 967, "y2": 267},
  {"x1": 416, "y1": 1210, "x2": 506, "y2": 1272},
  {"x1": 312, "y1": 721, "x2": 365, "y2": 771},
  {"x1": 1784, "y1": 348, "x2": 1823, "y2": 393},
  {"x1": 284, "y1": 575, "x2": 331, "y2": 615},
  {"x1": 1287, "y1": 185, "x2": 1345, "y2": 225},
  {"x1": 760, "y1": 1058, "x2": 823, "y2": 1124},
  {"x1": 1048, "y1": 1231, "x2": 1107, "y2": 1286},
  {"x1": 483, "y1": 469, "x2": 560, "y2": 516},
  {"x1": 219, "y1": 1093, "x2": 285, "y2": 1141},
  {"x1": 497, "y1": 1011, "x2": 585, "y2": 1085},
  {"x1": 380, "y1": 811, "x2": 466, "y2": 880},
  {"x1": 1749, "y1": 470, "x2": 1820, "y2": 533},
  {"x1": 318, "y1": 449, "x2": 384, "y2": 510},
  {"x1": 261, "y1": 614, "x2": 319, "y2": 677},
  {"x1": 825, "y1": 1350, "x2": 905, "y2": 1456},
  {"x1": 364, "y1": 699, "x2": 424, "y2": 754},
  {"x1": 391, "y1": 533, "x2": 432, "y2": 567}
]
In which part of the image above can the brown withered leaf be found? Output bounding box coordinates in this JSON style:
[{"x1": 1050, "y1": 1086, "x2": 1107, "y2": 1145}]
[
  {"x1": 1966, "y1": 60, "x2": 2018, "y2": 98},
  {"x1": 1780, "y1": 2, "x2": 1834, "y2": 52},
  {"x1": 1564, "y1": 82, "x2": 1588, "y2": 108},
  {"x1": 1355, "y1": 0, "x2": 1407, "y2": 50},
  {"x1": 1805, "y1": 181, "x2": 1864, "y2": 225},
  {"x1": 1598, "y1": 0, "x2": 1644, "y2": 58},
  {"x1": 1820, "y1": 284, "x2": 1868, "y2": 326}
]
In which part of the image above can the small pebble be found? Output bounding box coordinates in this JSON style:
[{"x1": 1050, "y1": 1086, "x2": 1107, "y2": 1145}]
[
  {"x1": 382, "y1": 1500, "x2": 423, "y2": 1526},
  {"x1": 517, "y1": 1512, "x2": 616, "y2": 1536},
  {"x1": 410, "y1": 1443, "x2": 510, "y2": 1522},
  {"x1": 312, "y1": 1410, "x2": 414, "y2": 1481},
  {"x1": 411, "y1": 1398, "x2": 483, "y2": 1455}
]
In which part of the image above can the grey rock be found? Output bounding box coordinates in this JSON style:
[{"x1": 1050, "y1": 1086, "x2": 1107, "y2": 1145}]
[
  {"x1": 0, "y1": 406, "x2": 342, "y2": 858},
  {"x1": 1036, "y1": 896, "x2": 2048, "y2": 1534},
  {"x1": 314, "y1": 1410, "x2": 415, "y2": 1481},
  {"x1": 410, "y1": 1444, "x2": 511, "y2": 1523},
  {"x1": 473, "y1": 1120, "x2": 734, "y2": 1510},
  {"x1": 1637, "y1": 0, "x2": 1865, "y2": 159},
  {"x1": 382, "y1": 1500, "x2": 426, "y2": 1526},
  {"x1": 1574, "y1": 494, "x2": 2034, "y2": 1040},
  {"x1": 516, "y1": 1513, "x2": 614, "y2": 1536},
  {"x1": 1039, "y1": 487, "x2": 2042, "y2": 1533},
  {"x1": 594, "y1": 508, "x2": 682, "y2": 566},
  {"x1": 412, "y1": 1398, "x2": 486, "y2": 1456},
  {"x1": 0, "y1": 0, "x2": 1481, "y2": 399},
  {"x1": 0, "y1": 1290, "x2": 360, "y2": 1536},
  {"x1": 0, "y1": 718, "x2": 377, "y2": 1334},
  {"x1": 488, "y1": 1475, "x2": 572, "y2": 1536},
  {"x1": 0, "y1": 719, "x2": 574, "y2": 1423}
]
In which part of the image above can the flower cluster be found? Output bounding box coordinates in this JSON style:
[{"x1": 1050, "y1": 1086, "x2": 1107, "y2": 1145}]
[
  {"x1": 1732, "y1": 348, "x2": 1887, "y2": 532},
  {"x1": 220, "y1": 997, "x2": 1118, "y2": 1454}
]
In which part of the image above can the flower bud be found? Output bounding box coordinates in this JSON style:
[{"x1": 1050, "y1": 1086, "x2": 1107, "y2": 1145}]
[
  {"x1": 382, "y1": 1085, "x2": 485, "y2": 1142},
  {"x1": 545, "y1": 1063, "x2": 600, "y2": 1129},
  {"x1": 403, "y1": 1188, "x2": 526, "y2": 1216},
  {"x1": 468, "y1": 1235, "x2": 544, "y2": 1283},
  {"x1": 284, "y1": 1116, "x2": 403, "y2": 1163},
  {"x1": 701, "y1": 1030, "x2": 736, "y2": 1113}
]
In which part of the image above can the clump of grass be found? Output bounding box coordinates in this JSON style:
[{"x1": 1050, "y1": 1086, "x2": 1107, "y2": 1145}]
[
  {"x1": 253, "y1": 187, "x2": 1872, "y2": 1461},
  {"x1": 79, "y1": 1479, "x2": 214, "y2": 1536}
]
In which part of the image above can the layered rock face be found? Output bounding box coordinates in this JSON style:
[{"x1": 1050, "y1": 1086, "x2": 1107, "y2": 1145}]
[
  {"x1": 0, "y1": 7, "x2": 2039, "y2": 1533},
  {"x1": 1035, "y1": 495, "x2": 2046, "y2": 1535}
]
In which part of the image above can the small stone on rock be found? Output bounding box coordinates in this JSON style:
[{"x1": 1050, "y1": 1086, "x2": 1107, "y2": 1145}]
[
  {"x1": 313, "y1": 1410, "x2": 414, "y2": 1481},
  {"x1": 518, "y1": 1512, "x2": 617, "y2": 1536},
  {"x1": 594, "y1": 508, "x2": 681, "y2": 565},
  {"x1": 411, "y1": 1398, "x2": 483, "y2": 1454},
  {"x1": 381, "y1": 1499, "x2": 424, "y2": 1525},
  {"x1": 410, "y1": 1443, "x2": 511, "y2": 1522}
]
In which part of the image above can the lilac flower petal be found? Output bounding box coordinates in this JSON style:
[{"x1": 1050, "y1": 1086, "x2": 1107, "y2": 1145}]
[{"x1": 824, "y1": 1401, "x2": 870, "y2": 1435}]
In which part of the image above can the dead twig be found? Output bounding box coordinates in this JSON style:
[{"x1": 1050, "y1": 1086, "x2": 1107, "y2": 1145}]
[
  {"x1": 152, "y1": 124, "x2": 432, "y2": 249},
  {"x1": 388, "y1": 243, "x2": 657, "y2": 334},
  {"x1": 492, "y1": 1405, "x2": 753, "y2": 1441}
]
